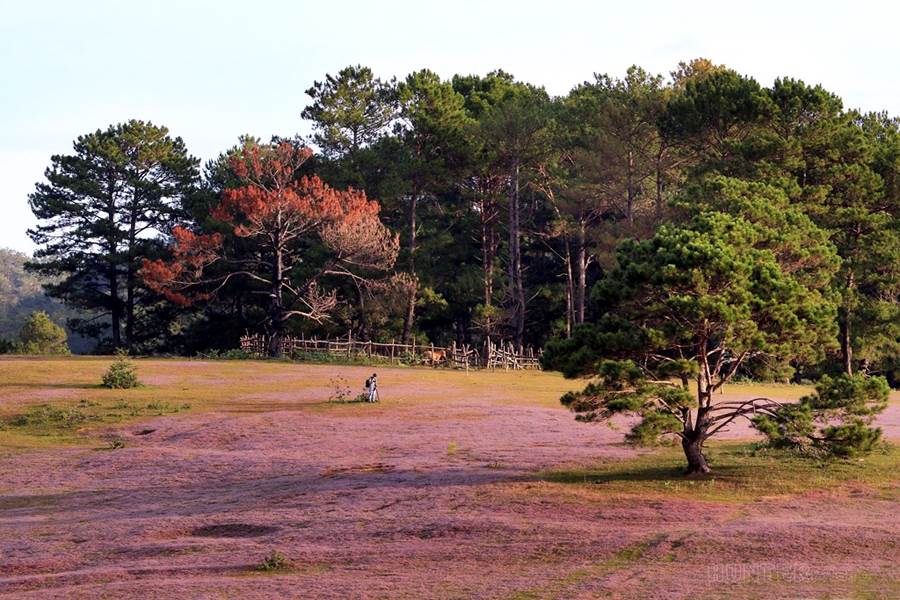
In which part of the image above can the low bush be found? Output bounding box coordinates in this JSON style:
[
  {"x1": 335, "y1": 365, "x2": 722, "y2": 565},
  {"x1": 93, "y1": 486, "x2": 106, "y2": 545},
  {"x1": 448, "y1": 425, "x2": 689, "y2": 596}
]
[
  {"x1": 101, "y1": 350, "x2": 141, "y2": 389},
  {"x1": 5, "y1": 404, "x2": 93, "y2": 430},
  {"x1": 255, "y1": 550, "x2": 290, "y2": 572},
  {"x1": 198, "y1": 349, "x2": 253, "y2": 360}
]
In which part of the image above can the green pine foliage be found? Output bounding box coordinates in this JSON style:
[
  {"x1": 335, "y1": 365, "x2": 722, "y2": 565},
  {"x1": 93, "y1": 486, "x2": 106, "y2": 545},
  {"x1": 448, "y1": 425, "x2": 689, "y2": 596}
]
[
  {"x1": 27, "y1": 120, "x2": 199, "y2": 351},
  {"x1": 101, "y1": 350, "x2": 141, "y2": 389},
  {"x1": 17, "y1": 62, "x2": 897, "y2": 380},
  {"x1": 17, "y1": 310, "x2": 69, "y2": 355},
  {"x1": 753, "y1": 374, "x2": 889, "y2": 457}
]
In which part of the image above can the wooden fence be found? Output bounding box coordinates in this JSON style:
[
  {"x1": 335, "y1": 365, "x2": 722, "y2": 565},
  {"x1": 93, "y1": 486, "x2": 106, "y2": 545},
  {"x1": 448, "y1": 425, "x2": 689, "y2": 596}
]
[{"x1": 239, "y1": 333, "x2": 541, "y2": 370}]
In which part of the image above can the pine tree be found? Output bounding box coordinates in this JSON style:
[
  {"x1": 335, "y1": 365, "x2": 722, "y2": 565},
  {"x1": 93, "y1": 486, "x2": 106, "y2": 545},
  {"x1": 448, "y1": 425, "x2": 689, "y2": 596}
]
[{"x1": 27, "y1": 120, "x2": 199, "y2": 350}]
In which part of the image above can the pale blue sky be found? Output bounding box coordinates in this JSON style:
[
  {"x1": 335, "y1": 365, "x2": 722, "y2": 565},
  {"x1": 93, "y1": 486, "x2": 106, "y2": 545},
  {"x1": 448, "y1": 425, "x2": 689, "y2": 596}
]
[{"x1": 3, "y1": 0, "x2": 898, "y2": 253}]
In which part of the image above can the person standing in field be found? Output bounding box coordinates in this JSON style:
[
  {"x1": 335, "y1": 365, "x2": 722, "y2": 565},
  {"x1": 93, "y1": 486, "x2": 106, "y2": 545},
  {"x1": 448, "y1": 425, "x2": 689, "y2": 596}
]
[{"x1": 365, "y1": 373, "x2": 379, "y2": 402}]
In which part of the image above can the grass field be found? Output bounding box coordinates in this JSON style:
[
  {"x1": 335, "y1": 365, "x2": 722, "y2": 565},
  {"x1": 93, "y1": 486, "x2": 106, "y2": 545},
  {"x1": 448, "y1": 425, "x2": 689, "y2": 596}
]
[{"x1": 0, "y1": 356, "x2": 898, "y2": 599}]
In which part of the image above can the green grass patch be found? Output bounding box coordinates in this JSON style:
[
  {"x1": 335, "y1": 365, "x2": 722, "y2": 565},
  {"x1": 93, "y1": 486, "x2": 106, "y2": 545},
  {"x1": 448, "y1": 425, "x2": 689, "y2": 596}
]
[
  {"x1": 504, "y1": 533, "x2": 668, "y2": 600},
  {"x1": 0, "y1": 398, "x2": 187, "y2": 446},
  {"x1": 541, "y1": 442, "x2": 899, "y2": 503}
]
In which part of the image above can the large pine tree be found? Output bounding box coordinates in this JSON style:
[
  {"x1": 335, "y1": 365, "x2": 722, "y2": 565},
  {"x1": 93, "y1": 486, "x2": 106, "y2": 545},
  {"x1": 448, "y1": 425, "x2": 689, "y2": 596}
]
[{"x1": 27, "y1": 120, "x2": 199, "y2": 350}]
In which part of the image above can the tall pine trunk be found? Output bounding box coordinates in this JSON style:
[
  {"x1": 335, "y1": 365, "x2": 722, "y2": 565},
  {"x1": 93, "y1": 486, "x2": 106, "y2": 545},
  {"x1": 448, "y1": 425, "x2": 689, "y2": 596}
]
[
  {"x1": 574, "y1": 219, "x2": 586, "y2": 325},
  {"x1": 562, "y1": 235, "x2": 575, "y2": 338},
  {"x1": 655, "y1": 150, "x2": 665, "y2": 223},
  {"x1": 107, "y1": 190, "x2": 122, "y2": 349},
  {"x1": 626, "y1": 150, "x2": 635, "y2": 226},
  {"x1": 401, "y1": 194, "x2": 418, "y2": 344},
  {"x1": 840, "y1": 271, "x2": 855, "y2": 376},
  {"x1": 508, "y1": 159, "x2": 525, "y2": 351},
  {"x1": 109, "y1": 263, "x2": 121, "y2": 349},
  {"x1": 267, "y1": 243, "x2": 285, "y2": 358},
  {"x1": 125, "y1": 213, "x2": 137, "y2": 351},
  {"x1": 480, "y1": 186, "x2": 499, "y2": 340},
  {"x1": 481, "y1": 193, "x2": 495, "y2": 310}
]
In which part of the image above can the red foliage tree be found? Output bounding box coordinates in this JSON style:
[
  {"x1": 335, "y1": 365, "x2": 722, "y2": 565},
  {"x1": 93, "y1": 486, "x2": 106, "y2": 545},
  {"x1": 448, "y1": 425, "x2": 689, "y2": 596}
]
[{"x1": 143, "y1": 140, "x2": 398, "y2": 355}]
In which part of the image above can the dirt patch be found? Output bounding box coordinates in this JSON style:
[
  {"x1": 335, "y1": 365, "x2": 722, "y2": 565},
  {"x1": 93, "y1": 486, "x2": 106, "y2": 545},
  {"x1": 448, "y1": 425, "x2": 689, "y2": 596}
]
[{"x1": 189, "y1": 524, "x2": 279, "y2": 538}]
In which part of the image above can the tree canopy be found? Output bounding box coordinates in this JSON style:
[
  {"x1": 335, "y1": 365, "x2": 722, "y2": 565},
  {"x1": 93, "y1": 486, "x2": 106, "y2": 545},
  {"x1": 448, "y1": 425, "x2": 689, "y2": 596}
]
[
  {"x1": 27, "y1": 120, "x2": 199, "y2": 351},
  {"x1": 142, "y1": 139, "x2": 397, "y2": 356},
  {"x1": 21, "y1": 61, "x2": 898, "y2": 395}
]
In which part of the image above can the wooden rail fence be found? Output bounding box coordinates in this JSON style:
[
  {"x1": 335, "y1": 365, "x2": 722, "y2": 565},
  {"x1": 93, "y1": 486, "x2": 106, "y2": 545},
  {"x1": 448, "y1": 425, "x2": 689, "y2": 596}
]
[{"x1": 239, "y1": 333, "x2": 541, "y2": 370}]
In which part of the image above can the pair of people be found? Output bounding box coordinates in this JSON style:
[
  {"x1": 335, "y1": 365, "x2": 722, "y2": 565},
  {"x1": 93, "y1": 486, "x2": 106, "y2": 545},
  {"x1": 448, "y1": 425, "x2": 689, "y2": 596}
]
[{"x1": 364, "y1": 373, "x2": 379, "y2": 402}]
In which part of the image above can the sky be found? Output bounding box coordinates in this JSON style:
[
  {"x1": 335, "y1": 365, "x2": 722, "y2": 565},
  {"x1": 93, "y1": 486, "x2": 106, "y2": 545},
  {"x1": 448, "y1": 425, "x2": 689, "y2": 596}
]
[{"x1": 2, "y1": 0, "x2": 899, "y2": 253}]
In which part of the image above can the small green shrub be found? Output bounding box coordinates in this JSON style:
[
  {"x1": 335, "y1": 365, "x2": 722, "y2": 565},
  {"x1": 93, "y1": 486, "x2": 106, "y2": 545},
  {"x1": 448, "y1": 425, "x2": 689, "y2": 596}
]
[
  {"x1": 101, "y1": 350, "x2": 140, "y2": 389},
  {"x1": 255, "y1": 550, "x2": 289, "y2": 572},
  {"x1": 106, "y1": 437, "x2": 126, "y2": 450}
]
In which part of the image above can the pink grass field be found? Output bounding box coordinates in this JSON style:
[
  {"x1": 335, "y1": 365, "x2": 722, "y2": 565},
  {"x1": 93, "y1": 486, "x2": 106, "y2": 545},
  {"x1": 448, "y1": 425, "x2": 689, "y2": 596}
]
[{"x1": 0, "y1": 358, "x2": 898, "y2": 599}]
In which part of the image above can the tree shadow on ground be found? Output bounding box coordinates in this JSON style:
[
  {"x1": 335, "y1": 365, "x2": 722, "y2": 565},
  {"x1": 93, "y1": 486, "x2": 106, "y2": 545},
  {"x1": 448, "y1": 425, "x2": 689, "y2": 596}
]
[
  {"x1": 541, "y1": 463, "x2": 748, "y2": 484},
  {"x1": 0, "y1": 382, "x2": 101, "y2": 390}
]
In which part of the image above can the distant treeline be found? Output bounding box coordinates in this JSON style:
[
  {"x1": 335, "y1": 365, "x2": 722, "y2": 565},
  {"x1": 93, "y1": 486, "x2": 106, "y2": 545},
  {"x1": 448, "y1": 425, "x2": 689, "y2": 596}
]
[
  {"x1": 21, "y1": 59, "x2": 899, "y2": 381},
  {"x1": 0, "y1": 249, "x2": 90, "y2": 353}
]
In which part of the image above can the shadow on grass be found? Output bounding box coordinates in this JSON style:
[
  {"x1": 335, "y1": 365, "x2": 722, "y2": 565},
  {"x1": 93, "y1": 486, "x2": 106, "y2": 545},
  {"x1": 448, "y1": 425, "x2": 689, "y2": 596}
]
[
  {"x1": 537, "y1": 442, "x2": 899, "y2": 502},
  {"x1": 542, "y1": 464, "x2": 750, "y2": 485},
  {"x1": 0, "y1": 382, "x2": 101, "y2": 390}
]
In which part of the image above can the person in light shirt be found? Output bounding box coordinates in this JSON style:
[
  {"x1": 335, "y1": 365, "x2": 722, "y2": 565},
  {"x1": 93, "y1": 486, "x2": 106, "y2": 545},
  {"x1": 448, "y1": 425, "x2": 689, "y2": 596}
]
[{"x1": 365, "y1": 373, "x2": 379, "y2": 402}]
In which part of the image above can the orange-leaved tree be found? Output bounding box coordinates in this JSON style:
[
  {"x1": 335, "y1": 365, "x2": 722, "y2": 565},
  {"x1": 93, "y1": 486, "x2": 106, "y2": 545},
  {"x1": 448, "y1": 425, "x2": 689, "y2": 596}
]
[{"x1": 142, "y1": 140, "x2": 398, "y2": 355}]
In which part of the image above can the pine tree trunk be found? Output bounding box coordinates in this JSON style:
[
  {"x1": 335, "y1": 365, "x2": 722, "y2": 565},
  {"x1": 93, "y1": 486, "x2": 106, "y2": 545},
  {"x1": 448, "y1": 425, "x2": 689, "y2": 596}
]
[
  {"x1": 125, "y1": 270, "x2": 135, "y2": 351},
  {"x1": 684, "y1": 356, "x2": 713, "y2": 474},
  {"x1": 481, "y1": 192, "x2": 495, "y2": 310},
  {"x1": 508, "y1": 160, "x2": 525, "y2": 352},
  {"x1": 563, "y1": 237, "x2": 574, "y2": 338},
  {"x1": 125, "y1": 214, "x2": 137, "y2": 351},
  {"x1": 682, "y1": 434, "x2": 710, "y2": 475},
  {"x1": 107, "y1": 190, "x2": 121, "y2": 349},
  {"x1": 268, "y1": 244, "x2": 285, "y2": 358},
  {"x1": 575, "y1": 219, "x2": 586, "y2": 325},
  {"x1": 655, "y1": 151, "x2": 665, "y2": 223},
  {"x1": 840, "y1": 308, "x2": 853, "y2": 376},
  {"x1": 840, "y1": 271, "x2": 855, "y2": 376},
  {"x1": 626, "y1": 150, "x2": 635, "y2": 226},
  {"x1": 401, "y1": 194, "x2": 418, "y2": 344},
  {"x1": 109, "y1": 264, "x2": 121, "y2": 349}
]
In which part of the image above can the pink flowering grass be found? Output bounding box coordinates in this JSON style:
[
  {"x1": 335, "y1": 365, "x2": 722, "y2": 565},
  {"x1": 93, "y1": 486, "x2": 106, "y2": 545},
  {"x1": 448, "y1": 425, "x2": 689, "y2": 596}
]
[{"x1": 0, "y1": 357, "x2": 897, "y2": 598}]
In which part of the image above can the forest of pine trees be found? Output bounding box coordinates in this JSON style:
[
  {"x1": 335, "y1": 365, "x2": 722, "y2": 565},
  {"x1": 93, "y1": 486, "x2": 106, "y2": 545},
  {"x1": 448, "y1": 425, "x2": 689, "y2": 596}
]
[{"x1": 18, "y1": 59, "x2": 900, "y2": 383}]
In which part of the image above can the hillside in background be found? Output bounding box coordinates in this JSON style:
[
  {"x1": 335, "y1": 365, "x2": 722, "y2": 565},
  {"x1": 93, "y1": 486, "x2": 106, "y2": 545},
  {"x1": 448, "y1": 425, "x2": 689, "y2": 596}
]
[{"x1": 0, "y1": 248, "x2": 91, "y2": 353}]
